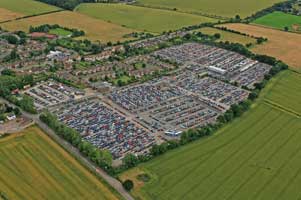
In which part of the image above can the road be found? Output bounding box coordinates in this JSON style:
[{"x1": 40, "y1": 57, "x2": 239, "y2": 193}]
[{"x1": 0, "y1": 98, "x2": 135, "y2": 200}]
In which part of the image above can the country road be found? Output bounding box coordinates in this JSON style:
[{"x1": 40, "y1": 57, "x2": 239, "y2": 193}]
[{"x1": 0, "y1": 98, "x2": 134, "y2": 200}]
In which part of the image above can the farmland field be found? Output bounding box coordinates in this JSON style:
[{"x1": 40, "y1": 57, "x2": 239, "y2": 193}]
[
  {"x1": 120, "y1": 71, "x2": 301, "y2": 200},
  {"x1": 0, "y1": 11, "x2": 136, "y2": 42},
  {"x1": 219, "y1": 23, "x2": 301, "y2": 70},
  {"x1": 198, "y1": 27, "x2": 257, "y2": 45},
  {"x1": 75, "y1": 3, "x2": 217, "y2": 33},
  {"x1": 264, "y1": 71, "x2": 301, "y2": 115},
  {"x1": 0, "y1": 8, "x2": 24, "y2": 22},
  {"x1": 0, "y1": 0, "x2": 60, "y2": 15},
  {"x1": 0, "y1": 126, "x2": 121, "y2": 200},
  {"x1": 135, "y1": 0, "x2": 283, "y2": 18},
  {"x1": 253, "y1": 11, "x2": 301, "y2": 32}
]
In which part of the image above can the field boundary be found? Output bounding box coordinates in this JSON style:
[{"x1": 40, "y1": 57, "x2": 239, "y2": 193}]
[
  {"x1": 34, "y1": 122, "x2": 129, "y2": 200},
  {"x1": 0, "y1": 9, "x2": 64, "y2": 24},
  {"x1": 264, "y1": 99, "x2": 301, "y2": 118},
  {"x1": 250, "y1": 22, "x2": 301, "y2": 35},
  {"x1": 127, "y1": 3, "x2": 230, "y2": 20}
]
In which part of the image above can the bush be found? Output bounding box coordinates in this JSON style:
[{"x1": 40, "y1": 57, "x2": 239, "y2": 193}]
[{"x1": 122, "y1": 179, "x2": 134, "y2": 191}]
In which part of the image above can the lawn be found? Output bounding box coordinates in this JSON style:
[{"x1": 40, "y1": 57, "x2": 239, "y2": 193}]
[
  {"x1": 135, "y1": 0, "x2": 283, "y2": 18},
  {"x1": 219, "y1": 23, "x2": 301, "y2": 70},
  {"x1": 0, "y1": 0, "x2": 60, "y2": 15},
  {"x1": 198, "y1": 27, "x2": 257, "y2": 45},
  {"x1": 49, "y1": 28, "x2": 72, "y2": 37},
  {"x1": 0, "y1": 126, "x2": 121, "y2": 200},
  {"x1": 120, "y1": 70, "x2": 301, "y2": 200},
  {"x1": 113, "y1": 75, "x2": 133, "y2": 85},
  {"x1": 75, "y1": 3, "x2": 217, "y2": 33},
  {"x1": 253, "y1": 11, "x2": 301, "y2": 32},
  {"x1": 1, "y1": 11, "x2": 136, "y2": 42}
]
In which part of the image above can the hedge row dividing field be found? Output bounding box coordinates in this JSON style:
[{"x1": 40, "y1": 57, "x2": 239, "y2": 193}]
[
  {"x1": 120, "y1": 71, "x2": 301, "y2": 200},
  {"x1": 134, "y1": 0, "x2": 283, "y2": 18},
  {"x1": 0, "y1": 0, "x2": 60, "y2": 16},
  {"x1": 75, "y1": 3, "x2": 218, "y2": 33},
  {"x1": 0, "y1": 8, "x2": 24, "y2": 22},
  {"x1": 0, "y1": 126, "x2": 121, "y2": 200},
  {"x1": 253, "y1": 11, "x2": 301, "y2": 32}
]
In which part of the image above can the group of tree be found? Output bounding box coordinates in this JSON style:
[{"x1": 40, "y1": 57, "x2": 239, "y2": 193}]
[
  {"x1": 0, "y1": 70, "x2": 37, "y2": 114},
  {"x1": 48, "y1": 38, "x2": 103, "y2": 54},
  {"x1": 2, "y1": 49, "x2": 19, "y2": 62},
  {"x1": 39, "y1": 112, "x2": 114, "y2": 174},
  {"x1": 0, "y1": 192, "x2": 9, "y2": 200},
  {"x1": 36, "y1": 0, "x2": 116, "y2": 10},
  {"x1": 0, "y1": 102, "x2": 21, "y2": 121},
  {"x1": 246, "y1": 0, "x2": 298, "y2": 21}
]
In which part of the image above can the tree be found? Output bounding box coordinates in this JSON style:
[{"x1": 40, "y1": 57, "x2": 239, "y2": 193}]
[
  {"x1": 122, "y1": 154, "x2": 139, "y2": 168},
  {"x1": 284, "y1": 26, "x2": 289, "y2": 31},
  {"x1": 3, "y1": 35, "x2": 18, "y2": 44},
  {"x1": 0, "y1": 191, "x2": 9, "y2": 200},
  {"x1": 214, "y1": 33, "x2": 221, "y2": 39},
  {"x1": 122, "y1": 179, "x2": 134, "y2": 191},
  {"x1": 1, "y1": 69, "x2": 15, "y2": 76}
]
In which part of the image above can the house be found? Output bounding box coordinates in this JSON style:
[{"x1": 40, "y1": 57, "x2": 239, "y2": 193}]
[{"x1": 6, "y1": 113, "x2": 16, "y2": 121}]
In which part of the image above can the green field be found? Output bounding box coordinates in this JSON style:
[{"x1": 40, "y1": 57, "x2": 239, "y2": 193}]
[
  {"x1": 0, "y1": 0, "x2": 60, "y2": 15},
  {"x1": 253, "y1": 11, "x2": 301, "y2": 32},
  {"x1": 75, "y1": 3, "x2": 217, "y2": 33},
  {"x1": 135, "y1": 0, "x2": 282, "y2": 18},
  {"x1": 49, "y1": 28, "x2": 72, "y2": 37},
  {"x1": 264, "y1": 71, "x2": 301, "y2": 115},
  {"x1": 120, "y1": 70, "x2": 301, "y2": 200},
  {"x1": 198, "y1": 27, "x2": 257, "y2": 45},
  {"x1": 0, "y1": 126, "x2": 121, "y2": 200}
]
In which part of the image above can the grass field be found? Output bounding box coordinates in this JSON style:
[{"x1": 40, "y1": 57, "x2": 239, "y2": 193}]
[
  {"x1": 75, "y1": 3, "x2": 217, "y2": 33},
  {"x1": 0, "y1": 11, "x2": 136, "y2": 42},
  {"x1": 253, "y1": 11, "x2": 301, "y2": 32},
  {"x1": 120, "y1": 70, "x2": 301, "y2": 200},
  {"x1": 198, "y1": 27, "x2": 257, "y2": 45},
  {"x1": 135, "y1": 0, "x2": 282, "y2": 18},
  {"x1": 220, "y1": 23, "x2": 301, "y2": 70},
  {"x1": 0, "y1": 0, "x2": 60, "y2": 15},
  {"x1": 49, "y1": 28, "x2": 72, "y2": 37},
  {"x1": 264, "y1": 71, "x2": 301, "y2": 115},
  {"x1": 0, "y1": 126, "x2": 121, "y2": 200}
]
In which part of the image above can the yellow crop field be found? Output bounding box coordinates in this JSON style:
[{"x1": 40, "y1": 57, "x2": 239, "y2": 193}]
[
  {"x1": 219, "y1": 23, "x2": 301, "y2": 70},
  {"x1": 0, "y1": 126, "x2": 121, "y2": 200},
  {"x1": 1, "y1": 11, "x2": 136, "y2": 42},
  {"x1": 0, "y1": 8, "x2": 24, "y2": 22}
]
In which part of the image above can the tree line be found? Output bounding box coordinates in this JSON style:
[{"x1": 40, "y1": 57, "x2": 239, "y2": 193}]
[
  {"x1": 0, "y1": 70, "x2": 37, "y2": 114},
  {"x1": 39, "y1": 111, "x2": 115, "y2": 175},
  {"x1": 36, "y1": 0, "x2": 117, "y2": 10}
]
